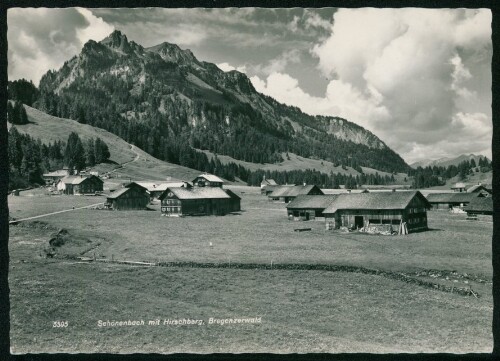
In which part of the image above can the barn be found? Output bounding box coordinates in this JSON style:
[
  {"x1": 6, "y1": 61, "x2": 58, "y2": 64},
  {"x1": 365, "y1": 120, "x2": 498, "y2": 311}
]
[
  {"x1": 426, "y1": 192, "x2": 478, "y2": 210},
  {"x1": 159, "y1": 187, "x2": 240, "y2": 216},
  {"x1": 192, "y1": 174, "x2": 224, "y2": 188},
  {"x1": 262, "y1": 184, "x2": 293, "y2": 196},
  {"x1": 323, "y1": 191, "x2": 430, "y2": 234},
  {"x1": 464, "y1": 197, "x2": 493, "y2": 216},
  {"x1": 451, "y1": 182, "x2": 466, "y2": 192},
  {"x1": 105, "y1": 187, "x2": 150, "y2": 210},
  {"x1": 268, "y1": 185, "x2": 324, "y2": 203},
  {"x1": 56, "y1": 175, "x2": 104, "y2": 195},
  {"x1": 286, "y1": 195, "x2": 339, "y2": 221}
]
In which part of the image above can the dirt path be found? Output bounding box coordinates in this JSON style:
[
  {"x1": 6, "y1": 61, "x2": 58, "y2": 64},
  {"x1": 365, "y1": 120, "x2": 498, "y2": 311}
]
[
  {"x1": 104, "y1": 144, "x2": 141, "y2": 177},
  {"x1": 9, "y1": 202, "x2": 104, "y2": 224}
]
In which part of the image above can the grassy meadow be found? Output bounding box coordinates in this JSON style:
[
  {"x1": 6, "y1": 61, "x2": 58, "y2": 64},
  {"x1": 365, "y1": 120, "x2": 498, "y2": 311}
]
[{"x1": 8, "y1": 185, "x2": 493, "y2": 353}]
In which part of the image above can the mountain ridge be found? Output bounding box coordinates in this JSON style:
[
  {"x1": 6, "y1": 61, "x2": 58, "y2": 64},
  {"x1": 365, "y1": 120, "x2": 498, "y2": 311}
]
[
  {"x1": 34, "y1": 29, "x2": 409, "y2": 175},
  {"x1": 410, "y1": 154, "x2": 490, "y2": 169}
]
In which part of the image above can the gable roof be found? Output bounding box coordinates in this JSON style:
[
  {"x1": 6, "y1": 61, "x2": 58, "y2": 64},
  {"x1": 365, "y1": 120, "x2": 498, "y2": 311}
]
[
  {"x1": 193, "y1": 174, "x2": 224, "y2": 183},
  {"x1": 286, "y1": 195, "x2": 339, "y2": 209},
  {"x1": 463, "y1": 197, "x2": 493, "y2": 213},
  {"x1": 451, "y1": 182, "x2": 466, "y2": 189},
  {"x1": 159, "y1": 187, "x2": 231, "y2": 200},
  {"x1": 268, "y1": 185, "x2": 323, "y2": 198},
  {"x1": 466, "y1": 184, "x2": 490, "y2": 194},
  {"x1": 323, "y1": 191, "x2": 430, "y2": 214},
  {"x1": 106, "y1": 188, "x2": 131, "y2": 199},
  {"x1": 59, "y1": 175, "x2": 103, "y2": 185},
  {"x1": 43, "y1": 170, "x2": 70, "y2": 177}
]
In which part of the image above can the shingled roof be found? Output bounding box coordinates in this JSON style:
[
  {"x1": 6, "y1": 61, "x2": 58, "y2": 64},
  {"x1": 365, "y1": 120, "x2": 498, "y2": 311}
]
[
  {"x1": 323, "y1": 191, "x2": 430, "y2": 214},
  {"x1": 268, "y1": 185, "x2": 323, "y2": 198},
  {"x1": 106, "y1": 188, "x2": 130, "y2": 199},
  {"x1": 286, "y1": 195, "x2": 339, "y2": 209},
  {"x1": 159, "y1": 187, "x2": 231, "y2": 200}
]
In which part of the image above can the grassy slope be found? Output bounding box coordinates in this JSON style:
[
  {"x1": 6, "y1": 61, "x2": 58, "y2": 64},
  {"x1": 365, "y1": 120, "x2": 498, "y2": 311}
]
[
  {"x1": 427, "y1": 171, "x2": 493, "y2": 190},
  {"x1": 8, "y1": 105, "x2": 204, "y2": 182}
]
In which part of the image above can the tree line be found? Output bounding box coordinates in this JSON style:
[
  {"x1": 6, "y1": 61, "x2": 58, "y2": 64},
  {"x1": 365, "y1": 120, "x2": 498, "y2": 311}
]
[
  {"x1": 408, "y1": 158, "x2": 492, "y2": 189},
  {"x1": 8, "y1": 126, "x2": 110, "y2": 190}
]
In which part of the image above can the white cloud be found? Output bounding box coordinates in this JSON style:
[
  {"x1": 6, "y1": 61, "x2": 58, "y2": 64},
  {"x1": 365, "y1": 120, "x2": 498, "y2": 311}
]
[
  {"x1": 250, "y1": 72, "x2": 389, "y2": 133},
  {"x1": 216, "y1": 62, "x2": 247, "y2": 73},
  {"x1": 8, "y1": 8, "x2": 114, "y2": 85},
  {"x1": 304, "y1": 11, "x2": 331, "y2": 30},
  {"x1": 309, "y1": 8, "x2": 492, "y2": 162}
]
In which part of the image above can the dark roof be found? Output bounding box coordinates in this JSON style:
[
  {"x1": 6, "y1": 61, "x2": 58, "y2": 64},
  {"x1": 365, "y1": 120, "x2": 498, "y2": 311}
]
[
  {"x1": 464, "y1": 197, "x2": 493, "y2": 212},
  {"x1": 268, "y1": 185, "x2": 323, "y2": 198},
  {"x1": 159, "y1": 187, "x2": 230, "y2": 200},
  {"x1": 426, "y1": 192, "x2": 477, "y2": 203},
  {"x1": 323, "y1": 191, "x2": 430, "y2": 214},
  {"x1": 286, "y1": 195, "x2": 339, "y2": 209}
]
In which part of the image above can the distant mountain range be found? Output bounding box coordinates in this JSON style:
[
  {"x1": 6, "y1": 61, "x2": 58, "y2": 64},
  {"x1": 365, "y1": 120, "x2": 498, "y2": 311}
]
[
  {"x1": 33, "y1": 30, "x2": 409, "y2": 174},
  {"x1": 410, "y1": 154, "x2": 490, "y2": 169}
]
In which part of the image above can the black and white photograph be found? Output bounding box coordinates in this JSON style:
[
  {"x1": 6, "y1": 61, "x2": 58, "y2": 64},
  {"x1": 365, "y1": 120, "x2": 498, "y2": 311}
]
[{"x1": 4, "y1": 5, "x2": 495, "y2": 354}]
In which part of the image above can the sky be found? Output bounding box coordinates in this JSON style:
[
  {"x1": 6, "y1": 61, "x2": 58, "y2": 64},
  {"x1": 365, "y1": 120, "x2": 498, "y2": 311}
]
[{"x1": 7, "y1": 7, "x2": 492, "y2": 164}]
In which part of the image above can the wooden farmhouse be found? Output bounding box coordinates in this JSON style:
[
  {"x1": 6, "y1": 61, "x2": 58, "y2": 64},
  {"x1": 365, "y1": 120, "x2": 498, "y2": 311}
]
[
  {"x1": 192, "y1": 174, "x2": 224, "y2": 188},
  {"x1": 426, "y1": 192, "x2": 480, "y2": 211},
  {"x1": 105, "y1": 186, "x2": 150, "y2": 210},
  {"x1": 262, "y1": 184, "x2": 293, "y2": 196},
  {"x1": 323, "y1": 191, "x2": 431, "y2": 234},
  {"x1": 159, "y1": 187, "x2": 241, "y2": 216},
  {"x1": 56, "y1": 175, "x2": 103, "y2": 195},
  {"x1": 463, "y1": 197, "x2": 493, "y2": 216},
  {"x1": 268, "y1": 184, "x2": 323, "y2": 203},
  {"x1": 125, "y1": 181, "x2": 192, "y2": 199},
  {"x1": 286, "y1": 195, "x2": 339, "y2": 221}
]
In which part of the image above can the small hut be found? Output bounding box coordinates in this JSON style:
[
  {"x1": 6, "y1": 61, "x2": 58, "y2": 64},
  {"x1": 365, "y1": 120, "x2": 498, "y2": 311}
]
[
  {"x1": 286, "y1": 195, "x2": 339, "y2": 221},
  {"x1": 105, "y1": 187, "x2": 150, "y2": 210}
]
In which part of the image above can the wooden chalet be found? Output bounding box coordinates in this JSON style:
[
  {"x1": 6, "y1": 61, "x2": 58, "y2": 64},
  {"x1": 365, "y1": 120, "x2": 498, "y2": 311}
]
[
  {"x1": 268, "y1": 184, "x2": 323, "y2": 203},
  {"x1": 105, "y1": 187, "x2": 149, "y2": 210},
  {"x1": 262, "y1": 184, "x2": 293, "y2": 196},
  {"x1": 323, "y1": 191, "x2": 430, "y2": 233},
  {"x1": 286, "y1": 195, "x2": 339, "y2": 221},
  {"x1": 159, "y1": 187, "x2": 240, "y2": 217},
  {"x1": 192, "y1": 174, "x2": 224, "y2": 188},
  {"x1": 463, "y1": 197, "x2": 493, "y2": 216},
  {"x1": 56, "y1": 175, "x2": 103, "y2": 195},
  {"x1": 426, "y1": 192, "x2": 479, "y2": 210}
]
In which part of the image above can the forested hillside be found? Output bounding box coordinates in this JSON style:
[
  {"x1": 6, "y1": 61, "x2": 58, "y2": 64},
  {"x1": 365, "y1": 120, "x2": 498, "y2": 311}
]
[{"x1": 30, "y1": 30, "x2": 409, "y2": 175}]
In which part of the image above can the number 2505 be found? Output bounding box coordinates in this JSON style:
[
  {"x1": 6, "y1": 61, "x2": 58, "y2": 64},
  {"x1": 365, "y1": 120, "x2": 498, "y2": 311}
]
[{"x1": 53, "y1": 321, "x2": 68, "y2": 328}]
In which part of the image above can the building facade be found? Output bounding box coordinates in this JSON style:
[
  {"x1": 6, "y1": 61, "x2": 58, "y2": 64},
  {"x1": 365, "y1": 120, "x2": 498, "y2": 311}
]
[
  {"x1": 56, "y1": 175, "x2": 104, "y2": 195},
  {"x1": 105, "y1": 187, "x2": 150, "y2": 210},
  {"x1": 323, "y1": 191, "x2": 430, "y2": 234}
]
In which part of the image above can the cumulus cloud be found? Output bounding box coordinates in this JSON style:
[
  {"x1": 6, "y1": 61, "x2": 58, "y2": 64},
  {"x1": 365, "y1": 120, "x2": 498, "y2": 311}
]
[
  {"x1": 8, "y1": 8, "x2": 114, "y2": 85},
  {"x1": 216, "y1": 62, "x2": 247, "y2": 73},
  {"x1": 306, "y1": 8, "x2": 491, "y2": 162}
]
